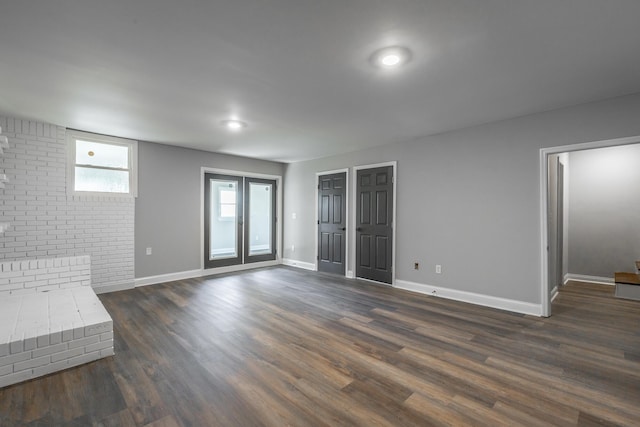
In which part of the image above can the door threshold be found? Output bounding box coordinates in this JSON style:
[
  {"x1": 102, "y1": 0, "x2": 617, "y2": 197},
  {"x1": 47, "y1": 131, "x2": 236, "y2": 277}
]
[{"x1": 356, "y1": 276, "x2": 393, "y2": 287}]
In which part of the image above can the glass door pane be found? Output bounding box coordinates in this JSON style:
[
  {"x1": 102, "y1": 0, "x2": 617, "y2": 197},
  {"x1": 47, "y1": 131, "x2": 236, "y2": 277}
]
[
  {"x1": 211, "y1": 180, "x2": 238, "y2": 259},
  {"x1": 245, "y1": 178, "x2": 276, "y2": 263},
  {"x1": 204, "y1": 174, "x2": 243, "y2": 268}
]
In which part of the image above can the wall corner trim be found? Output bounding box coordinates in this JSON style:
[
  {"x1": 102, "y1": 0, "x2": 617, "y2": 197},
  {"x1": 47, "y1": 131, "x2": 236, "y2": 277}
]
[
  {"x1": 282, "y1": 258, "x2": 317, "y2": 271},
  {"x1": 395, "y1": 279, "x2": 543, "y2": 317}
]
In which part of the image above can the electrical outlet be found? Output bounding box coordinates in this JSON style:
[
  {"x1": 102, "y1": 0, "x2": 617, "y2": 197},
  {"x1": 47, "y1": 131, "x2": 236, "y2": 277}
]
[
  {"x1": 146, "y1": 247, "x2": 152, "y2": 255},
  {"x1": 414, "y1": 262, "x2": 419, "y2": 270},
  {"x1": 435, "y1": 264, "x2": 442, "y2": 274}
]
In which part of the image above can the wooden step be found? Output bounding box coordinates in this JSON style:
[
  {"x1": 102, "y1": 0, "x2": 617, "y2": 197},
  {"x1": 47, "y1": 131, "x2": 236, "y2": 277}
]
[{"x1": 614, "y1": 272, "x2": 640, "y2": 285}]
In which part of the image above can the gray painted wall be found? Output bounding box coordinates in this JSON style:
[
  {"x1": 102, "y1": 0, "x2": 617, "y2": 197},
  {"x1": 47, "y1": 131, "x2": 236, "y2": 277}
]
[
  {"x1": 283, "y1": 92, "x2": 640, "y2": 305},
  {"x1": 135, "y1": 142, "x2": 284, "y2": 278},
  {"x1": 567, "y1": 144, "x2": 640, "y2": 278}
]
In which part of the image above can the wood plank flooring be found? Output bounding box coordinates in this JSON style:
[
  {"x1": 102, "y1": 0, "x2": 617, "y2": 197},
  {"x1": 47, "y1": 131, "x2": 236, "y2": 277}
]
[{"x1": 1, "y1": 268, "x2": 639, "y2": 426}]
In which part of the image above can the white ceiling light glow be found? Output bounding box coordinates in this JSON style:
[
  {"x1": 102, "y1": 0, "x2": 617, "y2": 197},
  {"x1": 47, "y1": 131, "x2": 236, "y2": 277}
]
[
  {"x1": 221, "y1": 119, "x2": 247, "y2": 131},
  {"x1": 371, "y1": 46, "x2": 412, "y2": 69},
  {"x1": 381, "y1": 54, "x2": 401, "y2": 66}
]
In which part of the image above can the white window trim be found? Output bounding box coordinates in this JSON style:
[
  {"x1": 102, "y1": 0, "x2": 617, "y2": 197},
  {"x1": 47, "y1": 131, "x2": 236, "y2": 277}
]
[{"x1": 67, "y1": 130, "x2": 138, "y2": 197}]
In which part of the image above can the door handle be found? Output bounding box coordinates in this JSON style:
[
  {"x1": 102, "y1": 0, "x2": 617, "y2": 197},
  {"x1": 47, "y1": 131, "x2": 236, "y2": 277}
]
[
  {"x1": 356, "y1": 227, "x2": 363, "y2": 232},
  {"x1": 341, "y1": 227, "x2": 346, "y2": 231}
]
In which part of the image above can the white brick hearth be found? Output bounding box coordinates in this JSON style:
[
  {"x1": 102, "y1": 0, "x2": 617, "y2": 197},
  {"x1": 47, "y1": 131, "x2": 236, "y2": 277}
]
[{"x1": 0, "y1": 255, "x2": 114, "y2": 388}]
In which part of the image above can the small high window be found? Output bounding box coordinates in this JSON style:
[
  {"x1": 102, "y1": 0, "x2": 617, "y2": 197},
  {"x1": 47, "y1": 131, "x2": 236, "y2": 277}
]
[{"x1": 67, "y1": 130, "x2": 137, "y2": 196}]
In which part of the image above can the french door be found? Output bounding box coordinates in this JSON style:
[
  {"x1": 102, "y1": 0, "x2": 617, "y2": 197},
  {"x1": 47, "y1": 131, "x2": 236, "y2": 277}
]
[
  {"x1": 204, "y1": 173, "x2": 276, "y2": 269},
  {"x1": 244, "y1": 178, "x2": 277, "y2": 263}
]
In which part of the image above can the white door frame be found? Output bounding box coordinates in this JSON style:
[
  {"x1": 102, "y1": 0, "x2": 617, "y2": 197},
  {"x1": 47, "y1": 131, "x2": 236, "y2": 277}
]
[
  {"x1": 353, "y1": 161, "x2": 398, "y2": 285},
  {"x1": 539, "y1": 135, "x2": 640, "y2": 316},
  {"x1": 315, "y1": 168, "x2": 350, "y2": 275}
]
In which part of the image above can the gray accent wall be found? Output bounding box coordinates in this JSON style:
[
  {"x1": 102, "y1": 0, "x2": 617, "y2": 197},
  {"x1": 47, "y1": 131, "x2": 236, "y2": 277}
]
[
  {"x1": 567, "y1": 144, "x2": 640, "y2": 278},
  {"x1": 135, "y1": 142, "x2": 284, "y2": 279},
  {"x1": 283, "y1": 93, "x2": 640, "y2": 305}
]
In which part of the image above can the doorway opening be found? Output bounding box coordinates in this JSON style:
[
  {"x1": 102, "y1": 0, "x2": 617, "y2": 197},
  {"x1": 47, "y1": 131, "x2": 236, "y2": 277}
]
[{"x1": 540, "y1": 135, "x2": 640, "y2": 316}]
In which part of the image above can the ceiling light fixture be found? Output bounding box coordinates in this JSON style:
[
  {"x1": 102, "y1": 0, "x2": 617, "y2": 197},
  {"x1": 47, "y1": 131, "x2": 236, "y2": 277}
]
[
  {"x1": 371, "y1": 46, "x2": 412, "y2": 69},
  {"x1": 221, "y1": 119, "x2": 247, "y2": 131}
]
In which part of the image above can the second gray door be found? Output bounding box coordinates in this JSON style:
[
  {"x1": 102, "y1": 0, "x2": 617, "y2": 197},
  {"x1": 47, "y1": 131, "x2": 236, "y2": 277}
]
[{"x1": 356, "y1": 166, "x2": 393, "y2": 284}]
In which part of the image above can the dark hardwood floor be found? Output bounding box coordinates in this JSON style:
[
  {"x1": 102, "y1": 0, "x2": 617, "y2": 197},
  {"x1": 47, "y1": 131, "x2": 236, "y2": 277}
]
[{"x1": 1, "y1": 269, "x2": 639, "y2": 426}]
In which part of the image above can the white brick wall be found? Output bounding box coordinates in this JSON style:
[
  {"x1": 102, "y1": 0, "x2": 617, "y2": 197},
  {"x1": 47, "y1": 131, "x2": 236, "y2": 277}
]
[
  {"x1": 0, "y1": 116, "x2": 134, "y2": 291},
  {"x1": 0, "y1": 255, "x2": 91, "y2": 296}
]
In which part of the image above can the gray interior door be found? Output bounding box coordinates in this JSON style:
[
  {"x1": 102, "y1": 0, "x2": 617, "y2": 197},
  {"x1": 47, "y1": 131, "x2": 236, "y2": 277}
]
[
  {"x1": 356, "y1": 166, "x2": 393, "y2": 284},
  {"x1": 318, "y1": 172, "x2": 346, "y2": 275}
]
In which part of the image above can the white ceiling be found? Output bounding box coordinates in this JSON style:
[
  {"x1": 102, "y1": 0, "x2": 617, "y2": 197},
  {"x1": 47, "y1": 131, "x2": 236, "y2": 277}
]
[{"x1": 1, "y1": 1, "x2": 640, "y2": 163}]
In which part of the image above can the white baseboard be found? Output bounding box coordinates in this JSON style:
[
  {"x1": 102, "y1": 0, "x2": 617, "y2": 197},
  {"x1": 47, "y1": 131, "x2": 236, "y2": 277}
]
[
  {"x1": 564, "y1": 274, "x2": 614, "y2": 286},
  {"x1": 550, "y1": 285, "x2": 559, "y2": 302},
  {"x1": 282, "y1": 258, "x2": 316, "y2": 271},
  {"x1": 346, "y1": 270, "x2": 355, "y2": 279},
  {"x1": 93, "y1": 280, "x2": 134, "y2": 294},
  {"x1": 202, "y1": 260, "x2": 280, "y2": 276},
  {"x1": 134, "y1": 269, "x2": 203, "y2": 288},
  {"x1": 132, "y1": 260, "x2": 282, "y2": 290},
  {"x1": 96, "y1": 261, "x2": 287, "y2": 295},
  {"x1": 395, "y1": 279, "x2": 542, "y2": 317}
]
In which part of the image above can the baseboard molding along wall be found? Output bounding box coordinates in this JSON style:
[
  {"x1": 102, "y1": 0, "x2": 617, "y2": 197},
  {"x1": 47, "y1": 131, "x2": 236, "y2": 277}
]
[
  {"x1": 282, "y1": 258, "x2": 316, "y2": 271},
  {"x1": 550, "y1": 286, "x2": 559, "y2": 302},
  {"x1": 564, "y1": 273, "x2": 614, "y2": 286},
  {"x1": 104, "y1": 262, "x2": 544, "y2": 317},
  {"x1": 395, "y1": 279, "x2": 542, "y2": 317},
  {"x1": 134, "y1": 269, "x2": 203, "y2": 288},
  {"x1": 133, "y1": 260, "x2": 281, "y2": 289}
]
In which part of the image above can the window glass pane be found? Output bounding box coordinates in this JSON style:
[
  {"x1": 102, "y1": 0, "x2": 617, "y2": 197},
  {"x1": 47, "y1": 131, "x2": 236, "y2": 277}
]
[
  {"x1": 248, "y1": 182, "x2": 272, "y2": 256},
  {"x1": 210, "y1": 180, "x2": 238, "y2": 259},
  {"x1": 76, "y1": 140, "x2": 129, "y2": 168},
  {"x1": 220, "y1": 190, "x2": 236, "y2": 205},
  {"x1": 220, "y1": 204, "x2": 236, "y2": 218},
  {"x1": 75, "y1": 167, "x2": 130, "y2": 193}
]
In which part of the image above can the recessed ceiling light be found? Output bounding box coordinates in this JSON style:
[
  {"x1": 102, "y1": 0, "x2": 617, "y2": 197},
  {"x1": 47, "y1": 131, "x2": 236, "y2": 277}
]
[
  {"x1": 380, "y1": 54, "x2": 401, "y2": 66},
  {"x1": 371, "y1": 46, "x2": 412, "y2": 69},
  {"x1": 221, "y1": 119, "x2": 247, "y2": 131}
]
